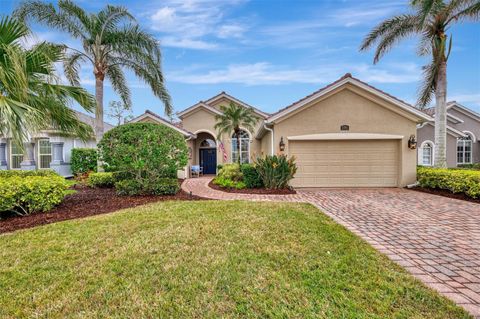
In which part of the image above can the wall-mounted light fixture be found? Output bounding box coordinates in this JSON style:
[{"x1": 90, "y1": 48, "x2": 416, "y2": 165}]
[
  {"x1": 408, "y1": 135, "x2": 417, "y2": 150},
  {"x1": 279, "y1": 137, "x2": 285, "y2": 152}
]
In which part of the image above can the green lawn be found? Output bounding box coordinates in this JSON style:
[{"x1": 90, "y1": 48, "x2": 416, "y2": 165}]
[{"x1": 0, "y1": 201, "x2": 470, "y2": 318}]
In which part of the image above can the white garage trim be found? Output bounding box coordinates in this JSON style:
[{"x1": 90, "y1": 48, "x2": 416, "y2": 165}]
[{"x1": 287, "y1": 133, "x2": 404, "y2": 141}]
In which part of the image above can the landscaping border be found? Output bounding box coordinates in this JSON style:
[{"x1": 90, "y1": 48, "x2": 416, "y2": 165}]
[
  {"x1": 408, "y1": 186, "x2": 480, "y2": 204},
  {"x1": 208, "y1": 180, "x2": 296, "y2": 195},
  {"x1": 0, "y1": 181, "x2": 205, "y2": 234}
]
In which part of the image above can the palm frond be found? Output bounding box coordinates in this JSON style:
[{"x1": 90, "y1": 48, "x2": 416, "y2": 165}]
[
  {"x1": 448, "y1": 0, "x2": 480, "y2": 23},
  {"x1": 14, "y1": 0, "x2": 88, "y2": 40},
  {"x1": 411, "y1": 0, "x2": 446, "y2": 25},
  {"x1": 0, "y1": 16, "x2": 95, "y2": 143},
  {"x1": 214, "y1": 103, "x2": 259, "y2": 141},
  {"x1": 417, "y1": 61, "x2": 438, "y2": 108},
  {"x1": 63, "y1": 51, "x2": 83, "y2": 86},
  {"x1": 0, "y1": 16, "x2": 29, "y2": 45},
  {"x1": 360, "y1": 14, "x2": 420, "y2": 64},
  {"x1": 106, "y1": 64, "x2": 131, "y2": 108},
  {"x1": 57, "y1": 0, "x2": 91, "y2": 33}
]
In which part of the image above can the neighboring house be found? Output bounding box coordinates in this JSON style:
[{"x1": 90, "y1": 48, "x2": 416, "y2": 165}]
[
  {"x1": 0, "y1": 111, "x2": 113, "y2": 177},
  {"x1": 132, "y1": 73, "x2": 432, "y2": 187},
  {"x1": 417, "y1": 102, "x2": 480, "y2": 167}
]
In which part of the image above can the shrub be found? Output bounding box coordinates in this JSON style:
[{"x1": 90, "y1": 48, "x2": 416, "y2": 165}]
[
  {"x1": 0, "y1": 170, "x2": 59, "y2": 178},
  {"x1": 143, "y1": 178, "x2": 179, "y2": 195},
  {"x1": 255, "y1": 155, "x2": 297, "y2": 189},
  {"x1": 115, "y1": 177, "x2": 179, "y2": 196},
  {"x1": 241, "y1": 164, "x2": 263, "y2": 188},
  {"x1": 216, "y1": 164, "x2": 223, "y2": 171},
  {"x1": 457, "y1": 163, "x2": 480, "y2": 170},
  {"x1": 115, "y1": 179, "x2": 142, "y2": 196},
  {"x1": 87, "y1": 172, "x2": 114, "y2": 188},
  {"x1": 217, "y1": 164, "x2": 243, "y2": 181},
  {"x1": 71, "y1": 148, "x2": 97, "y2": 175},
  {"x1": 0, "y1": 175, "x2": 70, "y2": 216},
  {"x1": 98, "y1": 123, "x2": 188, "y2": 179},
  {"x1": 417, "y1": 167, "x2": 480, "y2": 198},
  {"x1": 213, "y1": 176, "x2": 246, "y2": 189}
]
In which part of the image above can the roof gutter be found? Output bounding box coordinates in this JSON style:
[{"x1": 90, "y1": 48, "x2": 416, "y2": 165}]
[{"x1": 263, "y1": 123, "x2": 274, "y2": 156}]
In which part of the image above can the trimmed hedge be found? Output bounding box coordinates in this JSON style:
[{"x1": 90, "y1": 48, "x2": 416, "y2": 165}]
[
  {"x1": 71, "y1": 148, "x2": 98, "y2": 175},
  {"x1": 457, "y1": 163, "x2": 480, "y2": 170},
  {"x1": 417, "y1": 167, "x2": 480, "y2": 198},
  {"x1": 240, "y1": 164, "x2": 263, "y2": 188},
  {"x1": 87, "y1": 172, "x2": 114, "y2": 188},
  {"x1": 0, "y1": 170, "x2": 58, "y2": 178},
  {"x1": 115, "y1": 177, "x2": 179, "y2": 196},
  {"x1": 0, "y1": 173, "x2": 70, "y2": 216},
  {"x1": 213, "y1": 176, "x2": 246, "y2": 189}
]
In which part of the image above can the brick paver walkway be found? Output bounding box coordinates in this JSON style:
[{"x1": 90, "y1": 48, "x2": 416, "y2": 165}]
[{"x1": 183, "y1": 177, "x2": 480, "y2": 317}]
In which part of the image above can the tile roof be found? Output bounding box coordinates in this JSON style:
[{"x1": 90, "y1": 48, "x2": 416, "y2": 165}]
[
  {"x1": 74, "y1": 110, "x2": 114, "y2": 132},
  {"x1": 143, "y1": 110, "x2": 195, "y2": 135}
]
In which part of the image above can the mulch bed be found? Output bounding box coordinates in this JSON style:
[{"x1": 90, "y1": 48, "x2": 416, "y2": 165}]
[
  {"x1": 408, "y1": 186, "x2": 480, "y2": 204},
  {"x1": 0, "y1": 182, "x2": 205, "y2": 234},
  {"x1": 208, "y1": 180, "x2": 296, "y2": 195}
]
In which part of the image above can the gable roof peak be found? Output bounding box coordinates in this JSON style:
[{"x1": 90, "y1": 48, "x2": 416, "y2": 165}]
[{"x1": 267, "y1": 73, "x2": 432, "y2": 123}]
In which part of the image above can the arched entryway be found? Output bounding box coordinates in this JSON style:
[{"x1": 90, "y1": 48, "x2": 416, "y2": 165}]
[{"x1": 197, "y1": 132, "x2": 217, "y2": 174}]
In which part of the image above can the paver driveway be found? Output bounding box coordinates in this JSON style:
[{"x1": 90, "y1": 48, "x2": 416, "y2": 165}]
[{"x1": 183, "y1": 177, "x2": 480, "y2": 317}]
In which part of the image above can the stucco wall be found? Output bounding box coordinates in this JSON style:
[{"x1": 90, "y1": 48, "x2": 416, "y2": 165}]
[
  {"x1": 181, "y1": 107, "x2": 262, "y2": 164},
  {"x1": 269, "y1": 86, "x2": 419, "y2": 186},
  {"x1": 448, "y1": 108, "x2": 480, "y2": 163},
  {"x1": 417, "y1": 124, "x2": 458, "y2": 167}
]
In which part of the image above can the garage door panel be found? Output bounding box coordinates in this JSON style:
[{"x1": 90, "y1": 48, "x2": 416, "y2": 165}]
[{"x1": 290, "y1": 140, "x2": 399, "y2": 187}]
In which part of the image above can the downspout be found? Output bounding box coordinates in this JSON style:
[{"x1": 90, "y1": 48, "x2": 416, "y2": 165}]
[{"x1": 263, "y1": 123, "x2": 274, "y2": 156}]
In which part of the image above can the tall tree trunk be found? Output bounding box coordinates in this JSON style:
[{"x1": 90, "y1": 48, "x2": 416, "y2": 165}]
[
  {"x1": 434, "y1": 60, "x2": 448, "y2": 168},
  {"x1": 95, "y1": 75, "x2": 105, "y2": 172}
]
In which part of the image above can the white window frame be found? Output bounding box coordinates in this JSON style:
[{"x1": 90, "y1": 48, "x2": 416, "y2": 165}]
[
  {"x1": 457, "y1": 133, "x2": 473, "y2": 165},
  {"x1": 10, "y1": 141, "x2": 23, "y2": 170},
  {"x1": 37, "y1": 139, "x2": 52, "y2": 169},
  {"x1": 419, "y1": 140, "x2": 434, "y2": 166},
  {"x1": 231, "y1": 130, "x2": 250, "y2": 164}
]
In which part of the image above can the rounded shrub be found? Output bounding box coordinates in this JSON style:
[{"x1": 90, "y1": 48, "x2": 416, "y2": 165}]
[
  {"x1": 98, "y1": 122, "x2": 187, "y2": 195},
  {"x1": 0, "y1": 174, "x2": 70, "y2": 216},
  {"x1": 99, "y1": 122, "x2": 188, "y2": 179}
]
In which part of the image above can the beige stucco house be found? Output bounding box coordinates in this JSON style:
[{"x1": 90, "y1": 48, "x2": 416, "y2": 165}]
[
  {"x1": 131, "y1": 73, "x2": 433, "y2": 187},
  {"x1": 417, "y1": 102, "x2": 480, "y2": 167}
]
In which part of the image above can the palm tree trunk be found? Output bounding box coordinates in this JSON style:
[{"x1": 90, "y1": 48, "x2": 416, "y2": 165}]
[
  {"x1": 95, "y1": 75, "x2": 105, "y2": 172},
  {"x1": 434, "y1": 60, "x2": 448, "y2": 168}
]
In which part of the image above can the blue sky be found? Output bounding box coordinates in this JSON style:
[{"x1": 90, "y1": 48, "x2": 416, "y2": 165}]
[{"x1": 2, "y1": 0, "x2": 480, "y2": 122}]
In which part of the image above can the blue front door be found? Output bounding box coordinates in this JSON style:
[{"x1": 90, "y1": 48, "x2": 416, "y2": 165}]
[{"x1": 200, "y1": 148, "x2": 217, "y2": 174}]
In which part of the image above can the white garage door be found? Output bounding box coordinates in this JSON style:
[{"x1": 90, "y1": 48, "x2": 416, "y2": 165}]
[{"x1": 290, "y1": 140, "x2": 399, "y2": 187}]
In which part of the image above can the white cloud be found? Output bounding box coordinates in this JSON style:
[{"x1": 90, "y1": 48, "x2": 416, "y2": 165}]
[
  {"x1": 161, "y1": 37, "x2": 218, "y2": 50},
  {"x1": 217, "y1": 24, "x2": 246, "y2": 38},
  {"x1": 148, "y1": 0, "x2": 248, "y2": 50},
  {"x1": 169, "y1": 61, "x2": 421, "y2": 85},
  {"x1": 329, "y1": 3, "x2": 404, "y2": 27}
]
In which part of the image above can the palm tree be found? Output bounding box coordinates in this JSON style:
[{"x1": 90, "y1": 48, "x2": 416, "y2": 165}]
[
  {"x1": 0, "y1": 16, "x2": 94, "y2": 144},
  {"x1": 15, "y1": 0, "x2": 172, "y2": 169},
  {"x1": 214, "y1": 102, "x2": 258, "y2": 164},
  {"x1": 360, "y1": 0, "x2": 480, "y2": 168}
]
